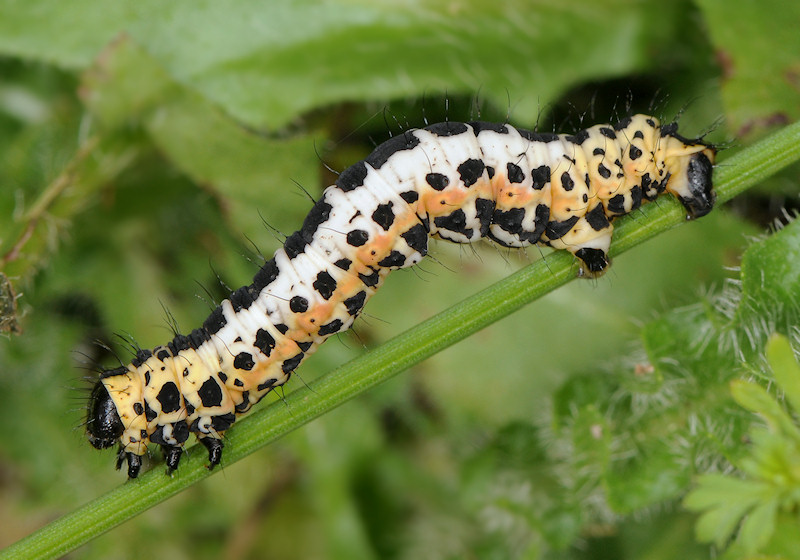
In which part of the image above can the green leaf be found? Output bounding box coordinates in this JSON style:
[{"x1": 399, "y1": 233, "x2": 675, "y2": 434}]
[
  {"x1": 730, "y1": 380, "x2": 800, "y2": 443},
  {"x1": 738, "y1": 499, "x2": 778, "y2": 555},
  {"x1": 1, "y1": 0, "x2": 710, "y2": 130},
  {"x1": 572, "y1": 405, "x2": 611, "y2": 474},
  {"x1": 0, "y1": 133, "x2": 141, "y2": 280},
  {"x1": 684, "y1": 330, "x2": 800, "y2": 555},
  {"x1": 739, "y1": 221, "x2": 800, "y2": 330},
  {"x1": 684, "y1": 473, "x2": 760, "y2": 510},
  {"x1": 81, "y1": 35, "x2": 322, "y2": 243},
  {"x1": 124, "y1": 0, "x2": 696, "y2": 128},
  {"x1": 767, "y1": 334, "x2": 800, "y2": 415},
  {"x1": 0, "y1": 0, "x2": 132, "y2": 68},
  {"x1": 695, "y1": 0, "x2": 800, "y2": 139},
  {"x1": 686, "y1": 474, "x2": 768, "y2": 547},
  {"x1": 80, "y1": 34, "x2": 177, "y2": 128}
]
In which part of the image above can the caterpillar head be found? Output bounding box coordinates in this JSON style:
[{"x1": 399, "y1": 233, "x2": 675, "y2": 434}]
[{"x1": 86, "y1": 374, "x2": 124, "y2": 450}]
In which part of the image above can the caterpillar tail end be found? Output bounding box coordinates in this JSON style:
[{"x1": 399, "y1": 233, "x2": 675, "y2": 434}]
[{"x1": 679, "y1": 151, "x2": 716, "y2": 220}]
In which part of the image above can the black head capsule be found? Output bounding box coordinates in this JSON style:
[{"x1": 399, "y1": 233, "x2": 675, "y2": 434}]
[{"x1": 86, "y1": 380, "x2": 123, "y2": 450}]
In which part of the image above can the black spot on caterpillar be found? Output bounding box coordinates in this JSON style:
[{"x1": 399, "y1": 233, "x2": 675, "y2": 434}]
[{"x1": 86, "y1": 114, "x2": 716, "y2": 478}]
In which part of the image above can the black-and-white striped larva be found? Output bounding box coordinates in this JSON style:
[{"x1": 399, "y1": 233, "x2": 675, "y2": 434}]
[{"x1": 87, "y1": 114, "x2": 716, "y2": 478}]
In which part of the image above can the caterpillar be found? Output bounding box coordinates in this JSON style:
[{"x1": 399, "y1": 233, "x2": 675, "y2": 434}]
[{"x1": 87, "y1": 114, "x2": 716, "y2": 478}]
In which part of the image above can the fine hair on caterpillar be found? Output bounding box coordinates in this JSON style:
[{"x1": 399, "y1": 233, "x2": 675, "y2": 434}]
[{"x1": 86, "y1": 113, "x2": 716, "y2": 478}]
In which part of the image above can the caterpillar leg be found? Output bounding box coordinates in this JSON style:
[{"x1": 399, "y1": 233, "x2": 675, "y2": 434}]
[
  {"x1": 158, "y1": 416, "x2": 227, "y2": 472},
  {"x1": 198, "y1": 436, "x2": 224, "y2": 469},
  {"x1": 110, "y1": 434, "x2": 223, "y2": 477},
  {"x1": 162, "y1": 444, "x2": 184, "y2": 472},
  {"x1": 116, "y1": 448, "x2": 143, "y2": 479},
  {"x1": 112, "y1": 434, "x2": 223, "y2": 476},
  {"x1": 546, "y1": 210, "x2": 614, "y2": 278},
  {"x1": 573, "y1": 247, "x2": 610, "y2": 277}
]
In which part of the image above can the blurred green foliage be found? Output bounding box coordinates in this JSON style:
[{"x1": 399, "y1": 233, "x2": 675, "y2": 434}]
[
  {"x1": 0, "y1": 0, "x2": 799, "y2": 558},
  {"x1": 686, "y1": 335, "x2": 800, "y2": 557}
]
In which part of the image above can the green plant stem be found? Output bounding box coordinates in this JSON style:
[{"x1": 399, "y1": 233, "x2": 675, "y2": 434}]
[{"x1": 3, "y1": 119, "x2": 800, "y2": 560}]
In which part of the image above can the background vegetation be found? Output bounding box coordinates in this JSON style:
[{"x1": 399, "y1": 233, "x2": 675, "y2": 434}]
[{"x1": 1, "y1": 1, "x2": 799, "y2": 558}]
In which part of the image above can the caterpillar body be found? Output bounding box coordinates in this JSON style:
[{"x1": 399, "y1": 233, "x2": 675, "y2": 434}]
[{"x1": 87, "y1": 114, "x2": 716, "y2": 478}]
